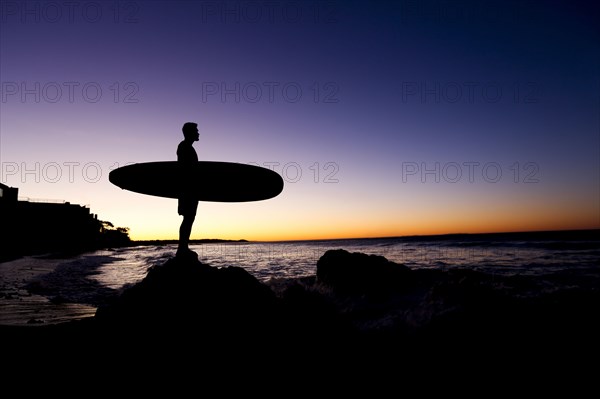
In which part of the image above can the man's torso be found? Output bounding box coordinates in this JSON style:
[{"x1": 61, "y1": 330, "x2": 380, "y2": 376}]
[{"x1": 177, "y1": 141, "x2": 198, "y2": 163}]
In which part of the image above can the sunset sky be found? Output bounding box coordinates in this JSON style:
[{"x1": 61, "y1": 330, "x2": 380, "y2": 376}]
[{"x1": 1, "y1": 0, "x2": 598, "y2": 241}]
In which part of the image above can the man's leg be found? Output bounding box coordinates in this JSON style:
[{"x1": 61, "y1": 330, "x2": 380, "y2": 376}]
[{"x1": 178, "y1": 213, "x2": 195, "y2": 253}]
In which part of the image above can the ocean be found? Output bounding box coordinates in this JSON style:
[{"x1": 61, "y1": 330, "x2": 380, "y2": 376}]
[{"x1": 1, "y1": 230, "x2": 598, "y2": 325}]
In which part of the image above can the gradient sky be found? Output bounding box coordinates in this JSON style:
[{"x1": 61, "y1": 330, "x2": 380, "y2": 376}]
[{"x1": 1, "y1": 0, "x2": 599, "y2": 241}]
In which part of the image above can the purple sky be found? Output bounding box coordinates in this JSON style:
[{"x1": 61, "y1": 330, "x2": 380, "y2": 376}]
[{"x1": 1, "y1": 0, "x2": 598, "y2": 240}]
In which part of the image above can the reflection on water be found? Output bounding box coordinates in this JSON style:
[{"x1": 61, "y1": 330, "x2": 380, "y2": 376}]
[
  {"x1": 89, "y1": 247, "x2": 171, "y2": 290},
  {"x1": 87, "y1": 240, "x2": 600, "y2": 291},
  {"x1": 190, "y1": 240, "x2": 600, "y2": 280}
]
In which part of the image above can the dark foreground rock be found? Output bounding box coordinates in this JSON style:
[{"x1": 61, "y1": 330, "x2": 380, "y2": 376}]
[
  {"x1": 95, "y1": 254, "x2": 279, "y2": 336},
  {"x1": 317, "y1": 249, "x2": 411, "y2": 295},
  {"x1": 4, "y1": 249, "x2": 600, "y2": 369},
  {"x1": 315, "y1": 250, "x2": 600, "y2": 348}
]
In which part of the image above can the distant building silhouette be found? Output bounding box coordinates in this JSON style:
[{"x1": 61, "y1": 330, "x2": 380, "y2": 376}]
[
  {"x1": 0, "y1": 182, "x2": 18, "y2": 203},
  {"x1": 0, "y1": 183, "x2": 129, "y2": 261}
]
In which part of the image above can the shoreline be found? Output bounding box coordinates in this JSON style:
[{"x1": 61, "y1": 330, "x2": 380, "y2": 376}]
[
  {"x1": 0, "y1": 253, "x2": 120, "y2": 325},
  {"x1": 1, "y1": 249, "x2": 599, "y2": 373},
  {"x1": 2, "y1": 231, "x2": 598, "y2": 326}
]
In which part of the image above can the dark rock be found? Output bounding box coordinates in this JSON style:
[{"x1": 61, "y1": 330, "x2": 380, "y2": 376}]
[
  {"x1": 95, "y1": 253, "x2": 280, "y2": 339},
  {"x1": 317, "y1": 249, "x2": 411, "y2": 295},
  {"x1": 50, "y1": 295, "x2": 67, "y2": 304},
  {"x1": 278, "y1": 279, "x2": 352, "y2": 336}
]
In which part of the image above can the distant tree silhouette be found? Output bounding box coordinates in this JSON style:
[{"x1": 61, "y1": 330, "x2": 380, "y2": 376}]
[{"x1": 97, "y1": 220, "x2": 131, "y2": 248}]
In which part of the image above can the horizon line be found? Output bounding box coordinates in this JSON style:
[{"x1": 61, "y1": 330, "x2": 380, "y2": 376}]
[{"x1": 133, "y1": 227, "x2": 600, "y2": 244}]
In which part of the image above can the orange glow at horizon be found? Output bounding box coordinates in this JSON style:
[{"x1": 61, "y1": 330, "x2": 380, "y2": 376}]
[{"x1": 128, "y1": 203, "x2": 599, "y2": 242}]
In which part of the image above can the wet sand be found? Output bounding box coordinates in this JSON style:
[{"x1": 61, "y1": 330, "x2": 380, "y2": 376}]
[{"x1": 0, "y1": 255, "x2": 113, "y2": 325}]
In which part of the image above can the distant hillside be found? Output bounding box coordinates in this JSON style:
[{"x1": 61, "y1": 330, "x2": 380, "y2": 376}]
[{"x1": 0, "y1": 184, "x2": 130, "y2": 261}]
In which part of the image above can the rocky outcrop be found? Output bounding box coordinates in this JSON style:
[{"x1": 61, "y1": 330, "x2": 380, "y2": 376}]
[
  {"x1": 95, "y1": 253, "x2": 280, "y2": 339},
  {"x1": 316, "y1": 249, "x2": 411, "y2": 295}
]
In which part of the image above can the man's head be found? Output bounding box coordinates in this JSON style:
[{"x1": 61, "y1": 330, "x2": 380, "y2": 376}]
[{"x1": 182, "y1": 122, "x2": 199, "y2": 142}]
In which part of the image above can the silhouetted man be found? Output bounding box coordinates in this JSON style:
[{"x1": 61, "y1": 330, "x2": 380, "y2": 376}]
[{"x1": 177, "y1": 122, "x2": 199, "y2": 257}]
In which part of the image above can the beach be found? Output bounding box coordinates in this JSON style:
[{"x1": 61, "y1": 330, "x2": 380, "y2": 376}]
[
  {"x1": 0, "y1": 255, "x2": 112, "y2": 325},
  {"x1": 1, "y1": 230, "x2": 598, "y2": 326},
  {"x1": 1, "y1": 232, "x2": 599, "y2": 383}
]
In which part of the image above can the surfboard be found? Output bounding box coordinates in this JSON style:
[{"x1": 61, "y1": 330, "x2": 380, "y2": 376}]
[{"x1": 109, "y1": 161, "x2": 284, "y2": 202}]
